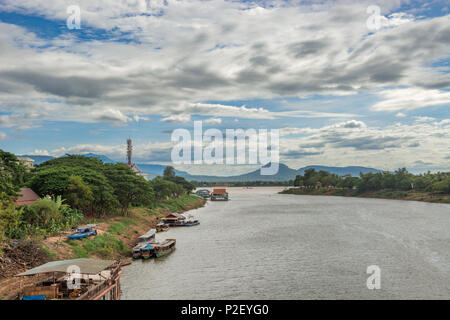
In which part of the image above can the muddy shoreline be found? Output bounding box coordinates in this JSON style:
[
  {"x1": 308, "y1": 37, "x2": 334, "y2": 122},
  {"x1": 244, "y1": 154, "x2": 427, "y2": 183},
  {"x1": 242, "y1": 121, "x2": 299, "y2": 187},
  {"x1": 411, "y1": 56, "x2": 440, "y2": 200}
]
[{"x1": 0, "y1": 195, "x2": 205, "y2": 300}]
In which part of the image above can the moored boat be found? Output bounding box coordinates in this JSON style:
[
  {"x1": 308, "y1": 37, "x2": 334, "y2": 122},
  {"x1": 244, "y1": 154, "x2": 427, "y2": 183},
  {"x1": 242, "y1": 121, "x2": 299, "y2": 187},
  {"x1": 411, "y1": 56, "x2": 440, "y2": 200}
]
[
  {"x1": 195, "y1": 189, "x2": 211, "y2": 199},
  {"x1": 156, "y1": 222, "x2": 169, "y2": 232},
  {"x1": 153, "y1": 239, "x2": 176, "y2": 258},
  {"x1": 210, "y1": 188, "x2": 229, "y2": 201},
  {"x1": 68, "y1": 224, "x2": 97, "y2": 240},
  {"x1": 132, "y1": 229, "x2": 156, "y2": 259},
  {"x1": 140, "y1": 242, "x2": 154, "y2": 259}
]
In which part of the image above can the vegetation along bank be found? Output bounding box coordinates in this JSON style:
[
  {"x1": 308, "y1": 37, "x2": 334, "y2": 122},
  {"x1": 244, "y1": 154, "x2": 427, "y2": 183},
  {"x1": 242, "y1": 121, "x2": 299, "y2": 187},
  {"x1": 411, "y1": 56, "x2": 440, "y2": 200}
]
[
  {"x1": 280, "y1": 168, "x2": 450, "y2": 203},
  {"x1": 0, "y1": 150, "x2": 205, "y2": 298}
]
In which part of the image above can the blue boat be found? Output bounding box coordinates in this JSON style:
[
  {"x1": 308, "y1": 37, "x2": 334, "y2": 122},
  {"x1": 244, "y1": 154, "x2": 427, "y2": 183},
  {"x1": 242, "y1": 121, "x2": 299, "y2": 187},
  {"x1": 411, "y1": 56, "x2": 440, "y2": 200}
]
[
  {"x1": 132, "y1": 229, "x2": 156, "y2": 259},
  {"x1": 68, "y1": 224, "x2": 97, "y2": 240},
  {"x1": 185, "y1": 220, "x2": 200, "y2": 227}
]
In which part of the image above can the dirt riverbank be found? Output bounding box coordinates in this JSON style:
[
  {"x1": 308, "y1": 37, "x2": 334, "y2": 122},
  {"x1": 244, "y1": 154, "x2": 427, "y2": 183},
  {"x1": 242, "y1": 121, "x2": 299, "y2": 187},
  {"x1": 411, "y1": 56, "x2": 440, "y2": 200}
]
[{"x1": 0, "y1": 194, "x2": 205, "y2": 299}]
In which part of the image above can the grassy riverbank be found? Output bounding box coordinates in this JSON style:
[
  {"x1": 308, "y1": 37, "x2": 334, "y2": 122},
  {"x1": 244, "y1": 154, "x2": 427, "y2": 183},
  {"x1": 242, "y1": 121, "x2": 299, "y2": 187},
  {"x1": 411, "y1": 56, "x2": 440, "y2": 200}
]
[
  {"x1": 0, "y1": 194, "x2": 205, "y2": 299},
  {"x1": 280, "y1": 188, "x2": 450, "y2": 203},
  {"x1": 44, "y1": 194, "x2": 205, "y2": 261}
]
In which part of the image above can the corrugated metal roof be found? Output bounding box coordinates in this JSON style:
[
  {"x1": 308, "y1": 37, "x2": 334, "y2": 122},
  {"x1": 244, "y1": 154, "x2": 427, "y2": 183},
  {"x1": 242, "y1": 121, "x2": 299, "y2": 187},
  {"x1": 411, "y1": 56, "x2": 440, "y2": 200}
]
[{"x1": 16, "y1": 258, "x2": 115, "y2": 276}]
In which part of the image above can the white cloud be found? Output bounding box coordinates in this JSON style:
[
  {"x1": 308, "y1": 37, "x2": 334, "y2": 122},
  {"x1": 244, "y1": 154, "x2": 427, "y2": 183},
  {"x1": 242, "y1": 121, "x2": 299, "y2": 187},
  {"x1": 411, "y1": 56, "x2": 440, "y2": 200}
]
[
  {"x1": 0, "y1": 132, "x2": 6, "y2": 140},
  {"x1": 29, "y1": 149, "x2": 50, "y2": 155},
  {"x1": 204, "y1": 117, "x2": 222, "y2": 125},
  {"x1": 371, "y1": 88, "x2": 450, "y2": 112},
  {"x1": 161, "y1": 114, "x2": 191, "y2": 123},
  {"x1": 0, "y1": 2, "x2": 448, "y2": 129}
]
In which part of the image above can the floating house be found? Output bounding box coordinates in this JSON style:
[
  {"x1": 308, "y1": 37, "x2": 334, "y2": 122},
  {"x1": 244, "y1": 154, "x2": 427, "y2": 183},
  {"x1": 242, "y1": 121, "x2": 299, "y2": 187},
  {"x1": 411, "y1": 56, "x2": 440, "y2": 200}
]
[
  {"x1": 211, "y1": 188, "x2": 229, "y2": 201},
  {"x1": 15, "y1": 258, "x2": 123, "y2": 300}
]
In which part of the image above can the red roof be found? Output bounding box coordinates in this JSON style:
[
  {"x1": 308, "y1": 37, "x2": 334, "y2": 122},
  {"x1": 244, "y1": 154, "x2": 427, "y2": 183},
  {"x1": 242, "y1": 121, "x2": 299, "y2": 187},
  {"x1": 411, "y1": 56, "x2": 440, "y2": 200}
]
[
  {"x1": 212, "y1": 188, "x2": 227, "y2": 194},
  {"x1": 15, "y1": 188, "x2": 40, "y2": 206}
]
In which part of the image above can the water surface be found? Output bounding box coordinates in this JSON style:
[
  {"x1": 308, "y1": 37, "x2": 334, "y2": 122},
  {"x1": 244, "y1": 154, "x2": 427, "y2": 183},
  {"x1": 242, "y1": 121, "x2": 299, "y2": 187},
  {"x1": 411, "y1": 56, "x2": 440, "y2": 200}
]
[{"x1": 121, "y1": 187, "x2": 450, "y2": 299}]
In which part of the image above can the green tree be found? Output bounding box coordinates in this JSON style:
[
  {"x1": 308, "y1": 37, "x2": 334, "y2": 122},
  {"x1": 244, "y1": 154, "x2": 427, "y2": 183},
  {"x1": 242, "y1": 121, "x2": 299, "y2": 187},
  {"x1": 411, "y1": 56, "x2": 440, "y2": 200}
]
[
  {"x1": 0, "y1": 149, "x2": 28, "y2": 196},
  {"x1": 163, "y1": 166, "x2": 176, "y2": 178},
  {"x1": 103, "y1": 164, "x2": 155, "y2": 215},
  {"x1": 65, "y1": 175, "x2": 94, "y2": 214}
]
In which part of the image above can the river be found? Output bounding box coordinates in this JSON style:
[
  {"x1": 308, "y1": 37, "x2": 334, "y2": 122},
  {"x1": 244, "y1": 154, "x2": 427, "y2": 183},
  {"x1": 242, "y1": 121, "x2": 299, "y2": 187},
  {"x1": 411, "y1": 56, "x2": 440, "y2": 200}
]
[{"x1": 121, "y1": 187, "x2": 450, "y2": 299}]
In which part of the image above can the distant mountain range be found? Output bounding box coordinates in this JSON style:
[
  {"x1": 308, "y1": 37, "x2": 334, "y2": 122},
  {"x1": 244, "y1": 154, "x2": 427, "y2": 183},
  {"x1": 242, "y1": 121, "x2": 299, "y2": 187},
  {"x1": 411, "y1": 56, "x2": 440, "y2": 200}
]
[
  {"x1": 19, "y1": 154, "x2": 380, "y2": 181},
  {"x1": 176, "y1": 163, "x2": 380, "y2": 182}
]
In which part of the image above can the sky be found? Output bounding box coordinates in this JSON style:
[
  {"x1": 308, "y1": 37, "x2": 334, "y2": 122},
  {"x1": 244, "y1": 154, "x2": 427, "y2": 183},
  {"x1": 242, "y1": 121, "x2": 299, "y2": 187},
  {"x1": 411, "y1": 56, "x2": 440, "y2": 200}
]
[{"x1": 0, "y1": 0, "x2": 449, "y2": 175}]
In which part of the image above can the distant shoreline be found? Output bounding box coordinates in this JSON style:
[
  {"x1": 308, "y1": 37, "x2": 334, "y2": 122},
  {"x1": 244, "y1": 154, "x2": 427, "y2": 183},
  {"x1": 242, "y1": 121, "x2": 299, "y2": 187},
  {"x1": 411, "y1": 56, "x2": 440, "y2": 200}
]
[{"x1": 279, "y1": 188, "x2": 450, "y2": 204}]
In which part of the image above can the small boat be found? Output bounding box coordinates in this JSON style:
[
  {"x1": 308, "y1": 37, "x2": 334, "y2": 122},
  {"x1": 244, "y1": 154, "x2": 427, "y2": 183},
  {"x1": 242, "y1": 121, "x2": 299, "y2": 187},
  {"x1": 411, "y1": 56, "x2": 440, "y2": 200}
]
[
  {"x1": 153, "y1": 239, "x2": 176, "y2": 258},
  {"x1": 68, "y1": 224, "x2": 97, "y2": 240},
  {"x1": 195, "y1": 189, "x2": 211, "y2": 199},
  {"x1": 210, "y1": 188, "x2": 229, "y2": 201},
  {"x1": 132, "y1": 229, "x2": 156, "y2": 259},
  {"x1": 156, "y1": 222, "x2": 169, "y2": 232},
  {"x1": 183, "y1": 215, "x2": 200, "y2": 226},
  {"x1": 140, "y1": 242, "x2": 154, "y2": 260}
]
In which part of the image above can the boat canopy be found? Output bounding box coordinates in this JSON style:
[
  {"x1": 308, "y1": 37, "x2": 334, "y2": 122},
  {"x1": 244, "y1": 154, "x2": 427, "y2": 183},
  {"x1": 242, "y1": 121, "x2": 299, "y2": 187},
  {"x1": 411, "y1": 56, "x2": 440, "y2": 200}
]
[
  {"x1": 16, "y1": 258, "x2": 115, "y2": 276},
  {"x1": 139, "y1": 229, "x2": 156, "y2": 240}
]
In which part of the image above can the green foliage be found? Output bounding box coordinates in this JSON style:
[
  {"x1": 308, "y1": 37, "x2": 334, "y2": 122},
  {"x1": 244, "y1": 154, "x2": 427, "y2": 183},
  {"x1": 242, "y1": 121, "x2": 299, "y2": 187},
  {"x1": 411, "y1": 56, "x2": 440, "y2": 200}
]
[
  {"x1": 0, "y1": 149, "x2": 29, "y2": 196},
  {"x1": 20, "y1": 196, "x2": 83, "y2": 237},
  {"x1": 28, "y1": 159, "x2": 117, "y2": 216},
  {"x1": 108, "y1": 218, "x2": 138, "y2": 235},
  {"x1": 163, "y1": 166, "x2": 176, "y2": 178},
  {"x1": 151, "y1": 176, "x2": 183, "y2": 200},
  {"x1": 430, "y1": 177, "x2": 450, "y2": 193},
  {"x1": 81, "y1": 233, "x2": 128, "y2": 258},
  {"x1": 292, "y1": 168, "x2": 450, "y2": 195},
  {"x1": 65, "y1": 175, "x2": 94, "y2": 214},
  {"x1": 103, "y1": 164, "x2": 155, "y2": 215},
  {"x1": 161, "y1": 167, "x2": 195, "y2": 194}
]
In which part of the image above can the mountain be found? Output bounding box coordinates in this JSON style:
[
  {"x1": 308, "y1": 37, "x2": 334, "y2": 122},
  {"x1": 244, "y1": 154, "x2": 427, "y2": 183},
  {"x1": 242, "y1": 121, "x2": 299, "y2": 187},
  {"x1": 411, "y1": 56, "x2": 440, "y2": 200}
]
[
  {"x1": 82, "y1": 153, "x2": 116, "y2": 164},
  {"x1": 178, "y1": 163, "x2": 381, "y2": 182},
  {"x1": 136, "y1": 164, "x2": 189, "y2": 176},
  {"x1": 17, "y1": 155, "x2": 55, "y2": 165},
  {"x1": 18, "y1": 153, "x2": 380, "y2": 182}
]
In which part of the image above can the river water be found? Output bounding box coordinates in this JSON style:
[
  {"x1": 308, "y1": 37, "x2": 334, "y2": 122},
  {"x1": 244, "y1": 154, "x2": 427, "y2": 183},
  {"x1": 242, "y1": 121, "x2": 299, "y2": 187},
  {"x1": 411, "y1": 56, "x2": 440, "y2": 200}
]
[{"x1": 121, "y1": 187, "x2": 450, "y2": 299}]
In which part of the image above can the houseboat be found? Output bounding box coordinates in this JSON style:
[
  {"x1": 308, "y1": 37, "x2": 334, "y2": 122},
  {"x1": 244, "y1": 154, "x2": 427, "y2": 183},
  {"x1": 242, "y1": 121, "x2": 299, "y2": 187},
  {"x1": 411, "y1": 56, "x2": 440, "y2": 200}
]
[
  {"x1": 15, "y1": 258, "x2": 123, "y2": 300},
  {"x1": 156, "y1": 222, "x2": 169, "y2": 232},
  {"x1": 211, "y1": 188, "x2": 229, "y2": 201},
  {"x1": 153, "y1": 239, "x2": 176, "y2": 258},
  {"x1": 132, "y1": 229, "x2": 156, "y2": 259},
  {"x1": 68, "y1": 224, "x2": 97, "y2": 240},
  {"x1": 140, "y1": 242, "x2": 154, "y2": 260},
  {"x1": 162, "y1": 213, "x2": 186, "y2": 227}
]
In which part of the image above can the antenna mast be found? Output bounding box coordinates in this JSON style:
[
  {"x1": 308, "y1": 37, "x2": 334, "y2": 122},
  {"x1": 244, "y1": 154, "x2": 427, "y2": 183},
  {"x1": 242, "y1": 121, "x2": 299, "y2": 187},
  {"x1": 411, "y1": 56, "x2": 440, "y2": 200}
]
[{"x1": 127, "y1": 138, "x2": 132, "y2": 166}]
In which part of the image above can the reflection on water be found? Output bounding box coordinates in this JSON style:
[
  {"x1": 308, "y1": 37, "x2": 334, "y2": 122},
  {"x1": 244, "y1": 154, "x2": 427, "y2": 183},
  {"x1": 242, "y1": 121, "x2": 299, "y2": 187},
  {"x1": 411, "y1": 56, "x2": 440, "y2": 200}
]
[{"x1": 121, "y1": 187, "x2": 450, "y2": 299}]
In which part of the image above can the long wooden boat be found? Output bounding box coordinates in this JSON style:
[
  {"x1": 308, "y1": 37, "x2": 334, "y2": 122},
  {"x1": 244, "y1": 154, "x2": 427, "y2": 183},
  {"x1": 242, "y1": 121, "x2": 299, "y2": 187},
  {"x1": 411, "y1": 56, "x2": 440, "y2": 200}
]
[
  {"x1": 140, "y1": 242, "x2": 154, "y2": 260},
  {"x1": 156, "y1": 222, "x2": 169, "y2": 232},
  {"x1": 132, "y1": 229, "x2": 156, "y2": 259},
  {"x1": 153, "y1": 239, "x2": 176, "y2": 258},
  {"x1": 184, "y1": 219, "x2": 200, "y2": 227}
]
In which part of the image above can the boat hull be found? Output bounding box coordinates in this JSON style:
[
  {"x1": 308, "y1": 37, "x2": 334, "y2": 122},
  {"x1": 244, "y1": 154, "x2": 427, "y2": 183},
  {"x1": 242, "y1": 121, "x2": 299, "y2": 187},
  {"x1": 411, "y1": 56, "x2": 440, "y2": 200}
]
[
  {"x1": 155, "y1": 247, "x2": 175, "y2": 258},
  {"x1": 68, "y1": 230, "x2": 97, "y2": 240}
]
